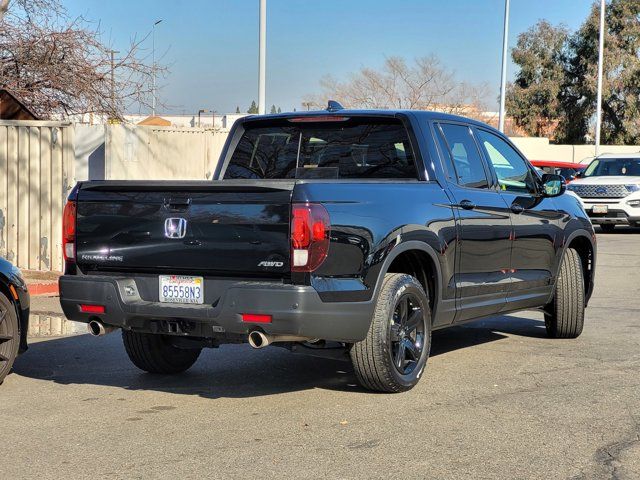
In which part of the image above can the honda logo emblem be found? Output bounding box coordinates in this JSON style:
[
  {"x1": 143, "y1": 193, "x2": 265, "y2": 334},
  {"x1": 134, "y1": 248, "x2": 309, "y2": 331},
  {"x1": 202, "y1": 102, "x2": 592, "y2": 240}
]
[{"x1": 164, "y1": 218, "x2": 187, "y2": 239}]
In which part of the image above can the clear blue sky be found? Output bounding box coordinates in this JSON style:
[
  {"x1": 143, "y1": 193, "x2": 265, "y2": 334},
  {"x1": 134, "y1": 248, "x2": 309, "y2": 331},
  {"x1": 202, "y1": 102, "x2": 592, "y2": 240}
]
[{"x1": 65, "y1": 0, "x2": 594, "y2": 115}]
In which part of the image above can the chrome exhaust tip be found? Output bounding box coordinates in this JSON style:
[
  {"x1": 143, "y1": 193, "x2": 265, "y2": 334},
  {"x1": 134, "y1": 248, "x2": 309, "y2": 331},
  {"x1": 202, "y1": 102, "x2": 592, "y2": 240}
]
[
  {"x1": 248, "y1": 330, "x2": 270, "y2": 349},
  {"x1": 247, "y1": 331, "x2": 312, "y2": 349},
  {"x1": 87, "y1": 320, "x2": 116, "y2": 337}
]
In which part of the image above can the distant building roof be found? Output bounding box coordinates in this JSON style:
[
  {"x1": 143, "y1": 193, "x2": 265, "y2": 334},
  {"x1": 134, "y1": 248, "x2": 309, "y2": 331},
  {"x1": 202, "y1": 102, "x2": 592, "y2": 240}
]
[
  {"x1": 137, "y1": 115, "x2": 171, "y2": 126},
  {"x1": 0, "y1": 89, "x2": 38, "y2": 120}
]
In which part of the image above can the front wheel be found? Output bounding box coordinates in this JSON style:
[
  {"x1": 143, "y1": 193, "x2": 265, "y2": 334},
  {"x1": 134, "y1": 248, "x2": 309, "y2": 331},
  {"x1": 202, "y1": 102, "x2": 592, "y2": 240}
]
[
  {"x1": 122, "y1": 330, "x2": 201, "y2": 374},
  {"x1": 351, "y1": 273, "x2": 431, "y2": 393},
  {"x1": 545, "y1": 248, "x2": 585, "y2": 339},
  {"x1": 0, "y1": 292, "x2": 20, "y2": 385}
]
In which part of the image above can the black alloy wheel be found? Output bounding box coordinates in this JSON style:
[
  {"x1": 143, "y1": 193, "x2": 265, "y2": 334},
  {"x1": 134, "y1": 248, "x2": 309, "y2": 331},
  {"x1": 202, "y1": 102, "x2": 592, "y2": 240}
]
[{"x1": 390, "y1": 293, "x2": 426, "y2": 375}]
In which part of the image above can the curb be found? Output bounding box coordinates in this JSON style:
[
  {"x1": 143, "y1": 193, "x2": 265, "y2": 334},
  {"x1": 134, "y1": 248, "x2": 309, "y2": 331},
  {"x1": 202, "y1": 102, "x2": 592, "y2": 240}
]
[
  {"x1": 22, "y1": 269, "x2": 61, "y2": 297},
  {"x1": 27, "y1": 282, "x2": 60, "y2": 296}
]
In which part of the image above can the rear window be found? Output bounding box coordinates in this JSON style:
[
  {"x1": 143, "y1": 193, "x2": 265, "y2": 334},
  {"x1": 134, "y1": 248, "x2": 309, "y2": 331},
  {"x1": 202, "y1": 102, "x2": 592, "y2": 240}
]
[{"x1": 223, "y1": 118, "x2": 418, "y2": 179}]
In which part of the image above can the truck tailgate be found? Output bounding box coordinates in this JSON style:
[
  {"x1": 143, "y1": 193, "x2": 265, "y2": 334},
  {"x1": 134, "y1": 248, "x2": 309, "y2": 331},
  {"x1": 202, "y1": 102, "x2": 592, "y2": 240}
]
[{"x1": 75, "y1": 180, "x2": 294, "y2": 276}]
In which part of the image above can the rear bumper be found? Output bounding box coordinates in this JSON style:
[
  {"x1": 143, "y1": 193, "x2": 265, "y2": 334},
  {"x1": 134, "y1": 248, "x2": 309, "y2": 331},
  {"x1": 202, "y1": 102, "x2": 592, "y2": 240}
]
[{"x1": 59, "y1": 275, "x2": 374, "y2": 343}]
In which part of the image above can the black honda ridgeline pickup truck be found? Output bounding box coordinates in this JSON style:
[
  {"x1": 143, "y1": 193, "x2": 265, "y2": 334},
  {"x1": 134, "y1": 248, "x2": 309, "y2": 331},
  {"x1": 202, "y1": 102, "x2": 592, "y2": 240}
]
[{"x1": 59, "y1": 104, "x2": 596, "y2": 392}]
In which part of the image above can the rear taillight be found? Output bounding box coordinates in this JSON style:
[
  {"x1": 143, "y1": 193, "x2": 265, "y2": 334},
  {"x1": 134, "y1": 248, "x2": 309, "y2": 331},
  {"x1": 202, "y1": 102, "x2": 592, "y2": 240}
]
[
  {"x1": 291, "y1": 203, "x2": 330, "y2": 272},
  {"x1": 63, "y1": 200, "x2": 76, "y2": 261}
]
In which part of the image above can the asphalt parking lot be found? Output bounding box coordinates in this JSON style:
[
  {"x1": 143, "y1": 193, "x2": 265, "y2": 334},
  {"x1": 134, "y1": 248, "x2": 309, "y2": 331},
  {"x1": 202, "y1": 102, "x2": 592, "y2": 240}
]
[{"x1": 1, "y1": 228, "x2": 639, "y2": 480}]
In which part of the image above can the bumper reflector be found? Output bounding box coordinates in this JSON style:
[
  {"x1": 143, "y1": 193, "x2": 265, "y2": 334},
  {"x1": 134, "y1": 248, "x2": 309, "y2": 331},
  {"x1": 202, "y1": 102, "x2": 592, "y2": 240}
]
[
  {"x1": 80, "y1": 304, "x2": 106, "y2": 314},
  {"x1": 241, "y1": 313, "x2": 272, "y2": 323}
]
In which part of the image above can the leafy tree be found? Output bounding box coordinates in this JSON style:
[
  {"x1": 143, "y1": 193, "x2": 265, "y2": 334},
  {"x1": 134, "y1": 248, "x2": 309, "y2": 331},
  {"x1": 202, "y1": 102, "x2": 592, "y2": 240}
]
[
  {"x1": 559, "y1": 0, "x2": 640, "y2": 144},
  {"x1": 270, "y1": 104, "x2": 276, "y2": 114},
  {"x1": 277, "y1": 107, "x2": 281, "y2": 113},
  {"x1": 506, "y1": 21, "x2": 569, "y2": 138},
  {"x1": 247, "y1": 100, "x2": 258, "y2": 114},
  {"x1": 509, "y1": 0, "x2": 640, "y2": 144},
  {"x1": 235, "y1": 105, "x2": 240, "y2": 114}
]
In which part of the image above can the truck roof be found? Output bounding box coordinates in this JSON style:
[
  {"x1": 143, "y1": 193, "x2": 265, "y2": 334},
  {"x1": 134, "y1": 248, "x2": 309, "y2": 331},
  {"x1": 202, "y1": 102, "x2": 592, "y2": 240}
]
[{"x1": 241, "y1": 108, "x2": 499, "y2": 132}]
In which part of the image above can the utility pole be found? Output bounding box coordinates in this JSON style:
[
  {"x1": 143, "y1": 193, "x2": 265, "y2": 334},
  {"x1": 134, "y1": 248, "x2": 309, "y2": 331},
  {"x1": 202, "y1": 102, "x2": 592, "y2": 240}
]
[
  {"x1": 595, "y1": 0, "x2": 606, "y2": 155},
  {"x1": 498, "y1": 0, "x2": 510, "y2": 133},
  {"x1": 197, "y1": 109, "x2": 206, "y2": 128},
  {"x1": 152, "y1": 19, "x2": 163, "y2": 116},
  {"x1": 258, "y1": 0, "x2": 266, "y2": 115}
]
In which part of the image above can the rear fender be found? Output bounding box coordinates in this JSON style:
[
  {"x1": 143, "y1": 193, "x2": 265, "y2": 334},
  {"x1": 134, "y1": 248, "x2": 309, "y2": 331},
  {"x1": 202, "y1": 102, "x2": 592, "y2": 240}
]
[{"x1": 371, "y1": 240, "x2": 446, "y2": 325}]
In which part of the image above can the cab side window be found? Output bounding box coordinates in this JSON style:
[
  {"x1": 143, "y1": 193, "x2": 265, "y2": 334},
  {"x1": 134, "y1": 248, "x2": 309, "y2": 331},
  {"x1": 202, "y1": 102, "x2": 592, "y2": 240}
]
[
  {"x1": 476, "y1": 129, "x2": 537, "y2": 195},
  {"x1": 438, "y1": 123, "x2": 489, "y2": 189}
]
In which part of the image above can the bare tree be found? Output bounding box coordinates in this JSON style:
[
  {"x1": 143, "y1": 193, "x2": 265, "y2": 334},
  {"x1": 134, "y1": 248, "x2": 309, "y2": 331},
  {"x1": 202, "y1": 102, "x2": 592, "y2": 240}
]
[
  {"x1": 304, "y1": 56, "x2": 491, "y2": 120},
  {"x1": 0, "y1": 0, "x2": 166, "y2": 119}
]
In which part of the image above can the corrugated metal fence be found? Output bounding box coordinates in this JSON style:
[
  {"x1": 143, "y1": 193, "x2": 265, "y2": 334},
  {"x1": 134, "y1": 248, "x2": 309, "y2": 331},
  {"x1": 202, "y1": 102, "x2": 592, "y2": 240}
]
[
  {"x1": 105, "y1": 124, "x2": 228, "y2": 180},
  {"x1": 0, "y1": 120, "x2": 229, "y2": 273},
  {"x1": 0, "y1": 120, "x2": 75, "y2": 272}
]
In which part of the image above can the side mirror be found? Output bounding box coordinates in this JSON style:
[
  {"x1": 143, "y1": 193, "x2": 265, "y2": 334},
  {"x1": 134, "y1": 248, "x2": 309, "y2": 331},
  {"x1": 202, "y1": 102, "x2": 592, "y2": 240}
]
[{"x1": 541, "y1": 173, "x2": 566, "y2": 197}]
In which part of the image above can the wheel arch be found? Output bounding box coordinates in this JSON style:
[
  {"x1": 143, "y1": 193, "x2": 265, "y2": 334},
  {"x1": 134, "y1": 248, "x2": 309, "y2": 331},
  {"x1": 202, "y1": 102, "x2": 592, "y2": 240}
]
[{"x1": 373, "y1": 240, "x2": 443, "y2": 324}]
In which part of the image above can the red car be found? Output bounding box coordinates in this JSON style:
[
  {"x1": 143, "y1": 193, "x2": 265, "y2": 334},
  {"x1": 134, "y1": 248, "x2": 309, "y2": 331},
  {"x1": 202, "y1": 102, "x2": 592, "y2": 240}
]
[{"x1": 530, "y1": 160, "x2": 586, "y2": 184}]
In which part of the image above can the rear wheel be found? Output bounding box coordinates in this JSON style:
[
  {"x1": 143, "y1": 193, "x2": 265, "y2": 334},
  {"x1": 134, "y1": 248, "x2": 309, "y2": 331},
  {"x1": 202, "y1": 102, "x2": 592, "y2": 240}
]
[
  {"x1": 122, "y1": 330, "x2": 201, "y2": 374},
  {"x1": 600, "y1": 224, "x2": 615, "y2": 233},
  {"x1": 0, "y1": 292, "x2": 19, "y2": 385},
  {"x1": 351, "y1": 273, "x2": 431, "y2": 393},
  {"x1": 545, "y1": 248, "x2": 585, "y2": 339}
]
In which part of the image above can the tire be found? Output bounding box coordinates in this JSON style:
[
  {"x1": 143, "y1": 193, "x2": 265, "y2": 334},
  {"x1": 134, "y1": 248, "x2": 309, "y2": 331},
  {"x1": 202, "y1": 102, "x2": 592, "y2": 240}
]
[
  {"x1": 0, "y1": 292, "x2": 20, "y2": 385},
  {"x1": 350, "y1": 273, "x2": 431, "y2": 393},
  {"x1": 122, "y1": 330, "x2": 201, "y2": 374},
  {"x1": 600, "y1": 224, "x2": 615, "y2": 233},
  {"x1": 545, "y1": 248, "x2": 585, "y2": 339}
]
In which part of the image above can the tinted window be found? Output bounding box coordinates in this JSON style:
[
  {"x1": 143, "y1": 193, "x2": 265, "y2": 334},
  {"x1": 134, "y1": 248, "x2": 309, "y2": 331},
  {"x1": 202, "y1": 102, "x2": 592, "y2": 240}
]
[
  {"x1": 439, "y1": 123, "x2": 488, "y2": 188},
  {"x1": 476, "y1": 129, "x2": 537, "y2": 194},
  {"x1": 539, "y1": 166, "x2": 578, "y2": 179},
  {"x1": 434, "y1": 126, "x2": 457, "y2": 181},
  {"x1": 223, "y1": 119, "x2": 417, "y2": 179}
]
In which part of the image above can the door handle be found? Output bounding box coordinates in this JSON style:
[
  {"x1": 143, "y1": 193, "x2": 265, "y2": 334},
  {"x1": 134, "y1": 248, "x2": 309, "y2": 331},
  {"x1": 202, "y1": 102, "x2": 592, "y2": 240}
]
[
  {"x1": 511, "y1": 203, "x2": 525, "y2": 214},
  {"x1": 459, "y1": 200, "x2": 475, "y2": 210}
]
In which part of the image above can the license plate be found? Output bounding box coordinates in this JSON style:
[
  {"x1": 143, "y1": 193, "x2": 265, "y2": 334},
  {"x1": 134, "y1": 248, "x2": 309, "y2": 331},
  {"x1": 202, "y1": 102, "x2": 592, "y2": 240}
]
[
  {"x1": 593, "y1": 205, "x2": 608, "y2": 214},
  {"x1": 159, "y1": 275, "x2": 204, "y2": 304}
]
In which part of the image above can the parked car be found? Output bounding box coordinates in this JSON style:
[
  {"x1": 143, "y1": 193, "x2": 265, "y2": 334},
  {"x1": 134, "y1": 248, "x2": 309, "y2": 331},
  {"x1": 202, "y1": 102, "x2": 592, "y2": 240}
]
[
  {"x1": 0, "y1": 257, "x2": 30, "y2": 385},
  {"x1": 59, "y1": 104, "x2": 596, "y2": 392},
  {"x1": 530, "y1": 160, "x2": 586, "y2": 183},
  {"x1": 567, "y1": 153, "x2": 640, "y2": 232}
]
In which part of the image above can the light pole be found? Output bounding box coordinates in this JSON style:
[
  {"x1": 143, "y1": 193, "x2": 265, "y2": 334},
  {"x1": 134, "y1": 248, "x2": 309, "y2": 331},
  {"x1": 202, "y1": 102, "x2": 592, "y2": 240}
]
[
  {"x1": 595, "y1": 0, "x2": 606, "y2": 155},
  {"x1": 258, "y1": 0, "x2": 266, "y2": 115},
  {"x1": 109, "y1": 49, "x2": 119, "y2": 117},
  {"x1": 152, "y1": 19, "x2": 162, "y2": 116},
  {"x1": 498, "y1": 0, "x2": 510, "y2": 133}
]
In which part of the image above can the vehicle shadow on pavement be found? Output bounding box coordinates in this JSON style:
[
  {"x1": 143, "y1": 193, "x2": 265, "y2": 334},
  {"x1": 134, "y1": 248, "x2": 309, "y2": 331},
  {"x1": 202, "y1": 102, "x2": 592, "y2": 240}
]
[{"x1": 12, "y1": 315, "x2": 546, "y2": 397}]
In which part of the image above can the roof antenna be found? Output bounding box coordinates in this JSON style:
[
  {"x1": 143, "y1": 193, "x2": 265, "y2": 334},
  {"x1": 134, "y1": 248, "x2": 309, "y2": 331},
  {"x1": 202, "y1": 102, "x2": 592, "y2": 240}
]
[{"x1": 326, "y1": 100, "x2": 344, "y2": 112}]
